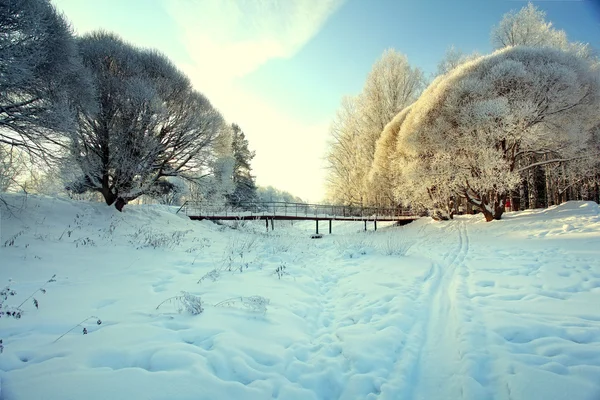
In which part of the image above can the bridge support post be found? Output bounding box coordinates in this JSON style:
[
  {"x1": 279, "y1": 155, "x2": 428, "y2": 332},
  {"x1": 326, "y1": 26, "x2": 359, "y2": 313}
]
[
  {"x1": 316, "y1": 220, "x2": 319, "y2": 234},
  {"x1": 374, "y1": 220, "x2": 377, "y2": 231},
  {"x1": 329, "y1": 219, "x2": 332, "y2": 234},
  {"x1": 271, "y1": 218, "x2": 274, "y2": 231},
  {"x1": 266, "y1": 219, "x2": 269, "y2": 232},
  {"x1": 364, "y1": 220, "x2": 367, "y2": 231}
]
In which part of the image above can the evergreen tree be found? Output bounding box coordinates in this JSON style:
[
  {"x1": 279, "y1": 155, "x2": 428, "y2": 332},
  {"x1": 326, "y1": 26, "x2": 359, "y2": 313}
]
[{"x1": 227, "y1": 124, "x2": 257, "y2": 207}]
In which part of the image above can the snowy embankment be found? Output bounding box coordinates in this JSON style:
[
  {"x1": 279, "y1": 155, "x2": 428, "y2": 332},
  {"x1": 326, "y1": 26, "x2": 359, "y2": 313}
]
[{"x1": 0, "y1": 194, "x2": 599, "y2": 400}]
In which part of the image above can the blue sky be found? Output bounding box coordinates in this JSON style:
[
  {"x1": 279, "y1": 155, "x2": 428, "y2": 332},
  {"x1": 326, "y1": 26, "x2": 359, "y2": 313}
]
[{"x1": 52, "y1": 0, "x2": 600, "y2": 202}]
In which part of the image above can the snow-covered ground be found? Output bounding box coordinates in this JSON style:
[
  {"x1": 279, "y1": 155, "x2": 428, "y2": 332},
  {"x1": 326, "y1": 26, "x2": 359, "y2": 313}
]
[{"x1": 1, "y1": 194, "x2": 599, "y2": 400}]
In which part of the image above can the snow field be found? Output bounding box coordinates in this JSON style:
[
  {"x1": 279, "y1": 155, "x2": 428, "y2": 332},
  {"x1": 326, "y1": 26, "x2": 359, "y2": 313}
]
[{"x1": 1, "y1": 194, "x2": 599, "y2": 399}]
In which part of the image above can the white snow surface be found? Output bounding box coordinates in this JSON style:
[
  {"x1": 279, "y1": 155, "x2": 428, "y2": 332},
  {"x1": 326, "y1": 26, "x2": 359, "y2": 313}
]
[{"x1": 1, "y1": 194, "x2": 599, "y2": 400}]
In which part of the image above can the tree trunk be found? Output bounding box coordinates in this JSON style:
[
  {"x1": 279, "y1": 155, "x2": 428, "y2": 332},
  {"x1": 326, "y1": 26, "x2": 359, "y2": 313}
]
[
  {"x1": 545, "y1": 166, "x2": 553, "y2": 207},
  {"x1": 519, "y1": 179, "x2": 528, "y2": 211},
  {"x1": 464, "y1": 191, "x2": 504, "y2": 222},
  {"x1": 115, "y1": 197, "x2": 127, "y2": 212},
  {"x1": 528, "y1": 167, "x2": 538, "y2": 209},
  {"x1": 101, "y1": 180, "x2": 117, "y2": 206}
]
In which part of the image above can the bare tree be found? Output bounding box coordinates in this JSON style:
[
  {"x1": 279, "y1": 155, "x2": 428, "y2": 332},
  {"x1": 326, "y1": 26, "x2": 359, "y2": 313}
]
[
  {"x1": 68, "y1": 32, "x2": 223, "y2": 210},
  {"x1": 0, "y1": 144, "x2": 25, "y2": 192}
]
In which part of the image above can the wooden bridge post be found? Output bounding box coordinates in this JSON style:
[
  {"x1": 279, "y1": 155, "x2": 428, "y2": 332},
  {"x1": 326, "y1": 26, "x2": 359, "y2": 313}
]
[
  {"x1": 271, "y1": 218, "x2": 274, "y2": 231},
  {"x1": 374, "y1": 220, "x2": 377, "y2": 231},
  {"x1": 316, "y1": 220, "x2": 319, "y2": 235},
  {"x1": 329, "y1": 219, "x2": 332, "y2": 234},
  {"x1": 265, "y1": 218, "x2": 269, "y2": 232},
  {"x1": 364, "y1": 220, "x2": 367, "y2": 231}
]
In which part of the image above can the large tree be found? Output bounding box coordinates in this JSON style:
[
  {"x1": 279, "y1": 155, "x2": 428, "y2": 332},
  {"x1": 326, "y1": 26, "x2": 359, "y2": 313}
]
[
  {"x1": 326, "y1": 49, "x2": 425, "y2": 206},
  {"x1": 0, "y1": 0, "x2": 91, "y2": 158},
  {"x1": 368, "y1": 105, "x2": 412, "y2": 207},
  {"x1": 69, "y1": 32, "x2": 223, "y2": 210},
  {"x1": 325, "y1": 96, "x2": 365, "y2": 205},
  {"x1": 396, "y1": 46, "x2": 599, "y2": 221}
]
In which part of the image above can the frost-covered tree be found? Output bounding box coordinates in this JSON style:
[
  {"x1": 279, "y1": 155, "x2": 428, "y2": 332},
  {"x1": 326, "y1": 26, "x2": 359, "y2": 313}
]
[
  {"x1": 0, "y1": 0, "x2": 92, "y2": 158},
  {"x1": 326, "y1": 49, "x2": 425, "y2": 206},
  {"x1": 191, "y1": 122, "x2": 236, "y2": 206},
  {"x1": 436, "y1": 46, "x2": 480, "y2": 77},
  {"x1": 69, "y1": 32, "x2": 223, "y2": 211},
  {"x1": 325, "y1": 96, "x2": 365, "y2": 205},
  {"x1": 0, "y1": 145, "x2": 26, "y2": 192},
  {"x1": 368, "y1": 105, "x2": 412, "y2": 206},
  {"x1": 257, "y1": 186, "x2": 303, "y2": 203},
  {"x1": 396, "y1": 46, "x2": 599, "y2": 221},
  {"x1": 227, "y1": 124, "x2": 257, "y2": 207},
  {"x1": 491, "y1": 2, "x2": 590, "y2": 57}
]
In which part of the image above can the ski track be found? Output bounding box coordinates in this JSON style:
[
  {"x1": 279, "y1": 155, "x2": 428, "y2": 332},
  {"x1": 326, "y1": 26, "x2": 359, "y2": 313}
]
[{"x1": 403, "y1": 221, "x2": 497, "y2": 400}]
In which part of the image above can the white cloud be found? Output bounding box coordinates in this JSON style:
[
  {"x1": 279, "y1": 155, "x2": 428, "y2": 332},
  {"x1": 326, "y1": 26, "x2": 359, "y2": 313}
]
[
  {"x1": 167, "y1": 0, "x2": 342, "y2": 81},
  {"x1": 166, "y1": 0, "x2": 344, "y2": 201}
]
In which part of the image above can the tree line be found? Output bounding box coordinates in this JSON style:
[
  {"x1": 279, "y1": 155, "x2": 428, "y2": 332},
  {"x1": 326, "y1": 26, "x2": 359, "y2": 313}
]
[
  {"x1": 326, "y1": 3, "x2": 600, "y2": 221},
  {"x1": 0, "y1": 0, "x2": 257, "y2": 210}
]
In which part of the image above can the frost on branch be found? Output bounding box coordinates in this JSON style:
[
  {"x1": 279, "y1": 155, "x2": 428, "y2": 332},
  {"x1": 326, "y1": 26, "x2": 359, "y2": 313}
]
[
  {"x1": 68, "y1": 32, "x2": 223, "y2": 211},
  {"x1": 156, "y1": 291, "x2": 204, "y2": 315},
  {"x1": 394, "y1": 46, "x2": 599, "y2": 221}
]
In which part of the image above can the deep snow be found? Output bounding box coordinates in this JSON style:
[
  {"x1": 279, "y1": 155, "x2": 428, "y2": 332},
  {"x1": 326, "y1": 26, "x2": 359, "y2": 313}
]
[{"x1": 1, "y1": 194, "x2": 599, "y2": 400}]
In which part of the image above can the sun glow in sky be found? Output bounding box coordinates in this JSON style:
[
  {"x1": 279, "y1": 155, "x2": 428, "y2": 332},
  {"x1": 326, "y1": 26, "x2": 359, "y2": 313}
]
[{"x1": 52, "y1": 0, "x2": 599, "y2": 202}]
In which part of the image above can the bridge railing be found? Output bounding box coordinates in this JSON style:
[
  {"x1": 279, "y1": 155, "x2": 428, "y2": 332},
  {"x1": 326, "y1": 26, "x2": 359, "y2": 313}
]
[{"x1": 177, "y1": 201, "x2": 413, "y2": 220}]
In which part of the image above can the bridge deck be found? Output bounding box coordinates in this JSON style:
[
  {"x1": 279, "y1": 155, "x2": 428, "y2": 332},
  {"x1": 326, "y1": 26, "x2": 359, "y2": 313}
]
[
  {"x1": 188, "y1": 214, "x2": 417, "y2": 223},
  {"x1": 178, "y1": 201, "x2": 419, "y2": 224}
]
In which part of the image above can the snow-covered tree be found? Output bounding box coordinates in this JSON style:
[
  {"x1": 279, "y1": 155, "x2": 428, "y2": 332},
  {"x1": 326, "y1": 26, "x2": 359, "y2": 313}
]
[
  {"x1": 436, "y1": 46, "x2": 480, "y2": 77},
  {"x1": 368, "y1": 105, "x2": 412, "y2": 206},
  {"x1": 325, "y1": 96, "x2": 365, "y2": 205},
  {"x1": 69, "y1": 32, "x2": 223, "y2": 211},
  {"x1": 326, "y1": 49, "x2": 425, "y2": 206},
  {"x1": 0, "y1": 0, "x2": 92, "y2": 159},
  {"x1": 0, "y1": 145, "x2": 25, "y2": 192},
  {"x1": 396, "y1": 46, "x2": 599, "y2": 221},
  {"x1": 491, "y1": 2, "x2": 590, "y2": 58},
  {"x1": 190, "y1": 122, "x2": 236, "y2": 207},
  {"x1": 256, "y1": 186, "x2": 303, "y2": 203}
]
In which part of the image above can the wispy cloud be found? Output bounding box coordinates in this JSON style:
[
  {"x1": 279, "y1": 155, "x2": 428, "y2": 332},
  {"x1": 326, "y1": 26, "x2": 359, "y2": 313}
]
[
  {"x1": 167, "y1": 0, "x2": 343, "y2": 85},
  {"x1": 166, "y1": 0, "x2": 344, "y2": 201}
]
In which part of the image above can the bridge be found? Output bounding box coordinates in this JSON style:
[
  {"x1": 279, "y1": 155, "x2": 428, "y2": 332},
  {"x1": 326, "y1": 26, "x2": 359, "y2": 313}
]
[{"x1": 176, "y1": 201, "x2": 419, "y2": 234}]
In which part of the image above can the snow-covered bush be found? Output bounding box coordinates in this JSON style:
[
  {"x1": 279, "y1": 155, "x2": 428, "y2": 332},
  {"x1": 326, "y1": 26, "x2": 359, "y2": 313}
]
[
  {"x1": 156, "y1": 291, "x2": 203, "y2": 315},
  {"x1": 0, "y1": 275, "x2": 56, "y2": 320},
  {"x1": 214, "y1": 295, "x2": 269, "y2": 313},
  {"x1": 198, "y1": 235, "x2": 260, "y2": 283},
  {"x1": 335, "y1": 235, "x2": 374, "y2": 258},
  {"x1": 129, "y1": 227, "x2": 190, "y2": 250},
  {"x1": 377, "y1": 234, "x2": 413, "y2": 256}
]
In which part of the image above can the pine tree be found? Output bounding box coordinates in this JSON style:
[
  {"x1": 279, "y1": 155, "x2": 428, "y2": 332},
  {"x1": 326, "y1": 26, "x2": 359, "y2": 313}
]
[{"x1": 227, "y1": 124, "x2": 257, "y2": 207}]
